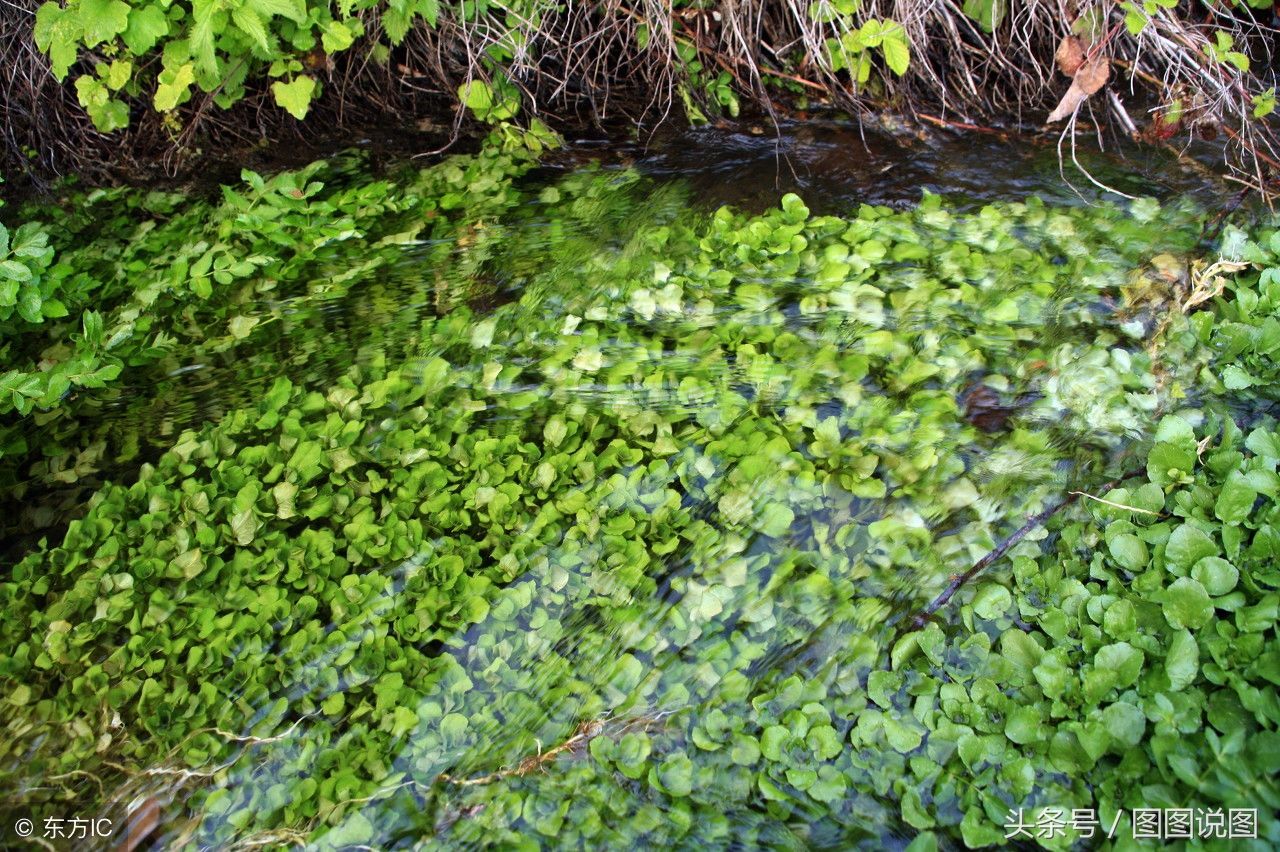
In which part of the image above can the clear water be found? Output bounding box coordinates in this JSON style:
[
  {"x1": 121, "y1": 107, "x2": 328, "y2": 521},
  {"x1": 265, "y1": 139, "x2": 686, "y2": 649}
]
[
  {"x1": 0, "y1": 124, "x2": 1235, "y2": 850},
  {"x1": 4, "y1": 121, "x2": 1223, "y2": 550}
]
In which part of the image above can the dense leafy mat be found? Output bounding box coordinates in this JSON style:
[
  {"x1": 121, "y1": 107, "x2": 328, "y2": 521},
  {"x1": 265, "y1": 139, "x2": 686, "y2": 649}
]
[
  {"x1": 0, "y1": 148, "x2": 534, "y2": 544},
  {"x1": 1, "y1": 151, "x2": 1278, "y2": 849}
]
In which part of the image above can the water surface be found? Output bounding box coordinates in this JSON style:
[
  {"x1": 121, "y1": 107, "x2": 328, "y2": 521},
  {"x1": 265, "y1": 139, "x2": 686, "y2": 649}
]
[{"x1": 0, "y1": 126, "x2": 1235, "y2": 850}]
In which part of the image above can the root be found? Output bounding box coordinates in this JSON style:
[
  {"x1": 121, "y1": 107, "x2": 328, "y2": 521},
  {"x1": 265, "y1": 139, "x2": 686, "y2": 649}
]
[
  {"x1": 1182, "y1": 258, "x2": 1248, "y2": 313},
  {"x1": 1068, "y1": 490, "x2": 1165, "y2": 517}
]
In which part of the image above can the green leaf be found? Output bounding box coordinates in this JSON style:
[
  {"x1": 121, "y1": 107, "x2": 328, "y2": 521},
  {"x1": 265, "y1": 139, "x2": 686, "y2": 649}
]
[
  {"x1": 760, "y1": 725, "x2": 789, "y2": 761},
  {"x1": 807, "y1": 724, "x2": 843, "y2": 760},
  {"x1": 191, "y1": 0, "x2": 221, "y2": 76},
  {"x1": 1165, "y1": 629, "x2": 1199, "y2": 691},
  {"x1": 1215, "y1": 471, "x2": 1258, "y2": 524},
  {"x1": 1108, "y1": 533, "x2": 1148, "y2": 572},
  {"x1": 1165, "y1": 524, "x2": 1217, "y2": 572},
  {"x1": 228, "y1": 315, "x2": 260, "y2": 339},
  {"x1": 249, "y1": 0, "x2": 307, "y2": 24},
  {"x1": 325, "y1": 813, "x2": 374, "y2": 847},
  {"x1": 1191, "y1": 556, "x2": 1238, "y2": 596},
  {"x1": 104, "y1": 58, "x2": 132, "y2": 91},
  {"x1": 900, "y1": 786, "x2": 935, "y2": 829},
  {"x1": 440, "y1": 712, "x2": 468, "y2": 743},
  {"x1": 1095, "y1": 642, "x2": 1143, "y2": 689},
  {"x1": 272, "y1": 481, "x2": 298, "y2": 519},
  {"x1": 1102, "y1": 599, "x2": 1137, "y2": 640},
  {"x1": 390, "y1": 705, "x2": 417, "y2": 737},
  {"x1": 879, "y1": 23, "x2": 911, "y2": 76},
  {"x1": 457, "y1": 78, "x2": 519, "y2": 121},
  {"x1": 543, "y1": 417, "x2": 567, "y2": 447},
  {"x1": 1032, "y1": 650, "x2": 1072, "y2": 699},
  {"x1": 35, "y1": 3, "x2": 82, "y2": 80},
  {"x1": 77, "y1": 0, "x2": 130, "y2": 48},
  {"x1": 780, "y1": 193, "x2": 809, "y2": 223},
  {"x1": 1147, "y1": 415, "x2": 1197, "y2": 483},
  {"x1": 883, "y1": 717, "x2": 923, "y2": 752},
  {"x1": 757, "y1": 503, "x2": 794, "y2": 538},
  {"x1": 1223, "y1": 364, "x2": 1257, "y2": 390},
  {"x1": 962, "y1": 0, "x2": 1006, "y2": 32},
  {"x1": 75, "y1": 75, "x2": 129, "y2": 132},
  {"x1": 868, "y1": 670, "x2": 901, "y2": 708},
  {"x1": 231, "y1": 7, "x2": 272, "y2": 54},
  {"x1": 272, "y1": 76, "x2": 317, "y2": 120},
  {"x1": 1162, "y1": 577, "x2": 1214, "y2": 629},
  {"x1": 0, "y1": 260, "x2": 33, "y2": 283},
  {"x1": 17, "y1": 286, "x2": 43, "y2": 324},
  {"x1": 808, "y1": 765, "x2": 848, "y2": 804},
  {"x1": 1101, "y1": 701, "x2": 1145, "y2": 746},
  {"x1": 656, "y1": 754, "x2": 693, "y2": 796},
  {"x1": 1124, "y1": 6, "x2": 1147, "y2": 36},
  {"x1": 154, "y1": 62, "x2": 196, "y2": 112},
  {"x1": 417, "y1": 0, "x2": 441, "y2": 27},
  {"x1": 1224, "y1": 51, "x2": 1250, "y2": 73},
  {"x1": 1000, "y1": 629, "x2": 1044, "y2": 672},
  {"x1": 321, "y1": 19, "x2": 360, "y2": 53},
  {"x1": 81, "y1": 310, "x2": 104, "y2": 347},
  {"x1": 1005, "y1": 706, "x2": 1044, "y2": 744},
  {"x1": 121, "y1": 4, "x2": 170, "y2": 54},
  {"x1": 1253, "y1": 88, "x2": 1277, "y2": 119},
  {"x1": 971, "y1": 584, "x2": 1012, "y2": 619},
  {"x1": 230, "y1": 508, "x2": 258, "y2": 546}
]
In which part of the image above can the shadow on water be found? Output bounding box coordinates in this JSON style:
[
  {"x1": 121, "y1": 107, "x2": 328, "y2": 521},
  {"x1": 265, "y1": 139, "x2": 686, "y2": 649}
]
[{"x1": 549, "y1": 119, "x2": 1227, "y2": 214}]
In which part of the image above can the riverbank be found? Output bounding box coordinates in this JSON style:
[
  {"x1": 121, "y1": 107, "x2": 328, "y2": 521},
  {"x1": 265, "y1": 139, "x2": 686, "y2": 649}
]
[{"x1": 3, "y1": 1, "x2": 1279, "y2": 195}]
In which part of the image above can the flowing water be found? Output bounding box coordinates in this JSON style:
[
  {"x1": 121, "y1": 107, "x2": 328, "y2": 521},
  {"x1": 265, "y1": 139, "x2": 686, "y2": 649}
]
[
  {"x1": 0, "y1": 124, "x2": 1256, "y2": 850},
  {"x1": 2, "y1": 122, "x2": 1224, "y2": 550}
]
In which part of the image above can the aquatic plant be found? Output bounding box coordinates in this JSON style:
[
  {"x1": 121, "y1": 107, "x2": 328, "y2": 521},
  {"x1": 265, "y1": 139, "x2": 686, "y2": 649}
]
[
  {"x1": 4, "y1": 149, "x2": 1275, "y2": 848},
  {"x1": 0, "y1": 146, "x2": 536, "y2": 544}
]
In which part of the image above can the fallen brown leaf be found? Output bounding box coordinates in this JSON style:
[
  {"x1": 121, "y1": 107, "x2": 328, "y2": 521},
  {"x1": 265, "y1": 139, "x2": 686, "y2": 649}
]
[
  {"x1": 1047, "y1": 55, "x2": 1110, "y2": 122},
  {"x1": 117, "y1": 796, "x2": 161, "y2": 852},
  {"x1": 1055, "y1": 35, "x2": 1085, "y2": 76},
  {"x1": 1076, "y1": 55, "x2": 1110, "y2": 95}
]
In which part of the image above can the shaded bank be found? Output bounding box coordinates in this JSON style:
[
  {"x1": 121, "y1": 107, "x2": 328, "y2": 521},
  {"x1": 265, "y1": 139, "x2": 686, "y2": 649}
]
[{"x1": 2, "y1": 0, "x2": 1280, "y2": 191}]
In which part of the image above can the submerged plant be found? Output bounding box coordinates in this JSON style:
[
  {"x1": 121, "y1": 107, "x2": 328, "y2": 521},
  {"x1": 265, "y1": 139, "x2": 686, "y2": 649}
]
[{"x1": 0, "y1": 151, "x2": 1276, "y2": 849}]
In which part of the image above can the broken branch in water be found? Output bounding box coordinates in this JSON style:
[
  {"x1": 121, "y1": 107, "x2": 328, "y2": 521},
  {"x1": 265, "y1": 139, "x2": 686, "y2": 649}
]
[
  {"x1": 439, "y1": 719, "x2": 607, "y2": 787},
  {"x1": 916, "y1": 113, "x2": 1009, "y2": 138},
  {"x1": 438, "y1": 713, "x2": 670, "y2": 788},
  {"x1": 911, "y1": 471, "x2": 1142, "y2": 629}
]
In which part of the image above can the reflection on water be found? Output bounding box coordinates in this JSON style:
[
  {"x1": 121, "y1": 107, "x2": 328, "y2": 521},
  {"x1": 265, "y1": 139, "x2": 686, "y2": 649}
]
[
  {"x1": 557, "y1": 120, "x2": 1225, "y2": 214},
  {"x1": 1, "y1": 127, "x2": 1222, "y2": 850}
]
